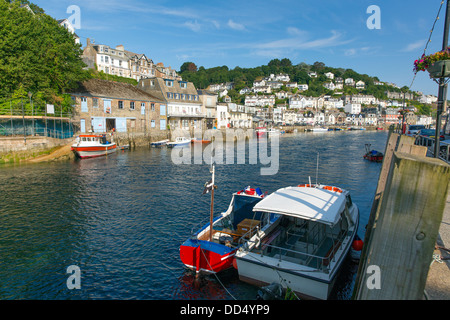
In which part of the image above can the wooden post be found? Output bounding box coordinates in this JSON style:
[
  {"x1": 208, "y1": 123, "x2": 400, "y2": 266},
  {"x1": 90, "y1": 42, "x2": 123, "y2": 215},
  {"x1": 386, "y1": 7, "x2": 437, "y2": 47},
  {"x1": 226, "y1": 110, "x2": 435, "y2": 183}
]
[
  {"x1": 352, "y1": 132, "x2": 399, "y2": 298},
  {"x1": 354, "y1": 151, "x2": 450, "y2": 300}
]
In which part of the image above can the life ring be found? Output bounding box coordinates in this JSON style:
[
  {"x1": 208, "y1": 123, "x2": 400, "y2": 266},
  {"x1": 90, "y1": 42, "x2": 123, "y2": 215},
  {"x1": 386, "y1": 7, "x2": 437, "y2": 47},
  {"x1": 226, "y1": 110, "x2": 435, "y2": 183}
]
[
  {"x1": 298, "y1": 184, "x2": 312, "y2": 188},
  {"x1": 333, "y1": 187, "x2": 343, "y2": 193}
]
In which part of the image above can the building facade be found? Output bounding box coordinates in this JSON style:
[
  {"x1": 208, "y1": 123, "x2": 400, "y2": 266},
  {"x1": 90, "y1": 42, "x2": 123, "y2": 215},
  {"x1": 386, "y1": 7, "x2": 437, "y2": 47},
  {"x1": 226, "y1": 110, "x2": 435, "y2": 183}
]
[
  {"x1": 70, "y1": 79, "x2": 165, "y2": 134},
  {"x1": 138, "y1": 77, "x2": 203, "y2": 132}
]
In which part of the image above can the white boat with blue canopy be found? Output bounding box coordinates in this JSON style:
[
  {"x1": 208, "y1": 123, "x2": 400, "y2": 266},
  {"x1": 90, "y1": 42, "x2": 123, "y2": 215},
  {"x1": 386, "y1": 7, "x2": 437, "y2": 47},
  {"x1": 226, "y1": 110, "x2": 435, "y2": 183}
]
[{"x1": 234, "y1": 184, "x2": 360, "y2": 300}]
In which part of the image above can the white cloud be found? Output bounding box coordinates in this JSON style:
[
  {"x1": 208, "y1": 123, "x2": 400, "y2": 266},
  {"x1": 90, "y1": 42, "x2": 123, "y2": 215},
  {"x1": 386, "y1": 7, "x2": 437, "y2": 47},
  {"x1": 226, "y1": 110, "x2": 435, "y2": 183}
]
[
  {"x1": 256, "y1": 30, "x2": 353, "y2": 50},
  {"x1": 184, "y1": 20, "x2": 201, "y2": 32},
  {"x1": 227, "y1": 19, "x2": 245, "y2": 31},
  {"x1": 286, "y1": 27, "x2": 308, "y2": 37},
  {"x1": 403, "y1": 40, "x2": 426, "y2": 52},
  {"x1": 344, "y1": 49, "x2": 356, "y2": 56}
]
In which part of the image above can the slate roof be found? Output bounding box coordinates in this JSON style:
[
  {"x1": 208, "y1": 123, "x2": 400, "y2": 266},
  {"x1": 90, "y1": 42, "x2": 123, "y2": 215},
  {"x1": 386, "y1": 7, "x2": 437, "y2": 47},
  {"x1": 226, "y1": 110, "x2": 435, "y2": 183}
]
[{"x1": 71, "y1": 78, "x2": 163, "y2": 102}]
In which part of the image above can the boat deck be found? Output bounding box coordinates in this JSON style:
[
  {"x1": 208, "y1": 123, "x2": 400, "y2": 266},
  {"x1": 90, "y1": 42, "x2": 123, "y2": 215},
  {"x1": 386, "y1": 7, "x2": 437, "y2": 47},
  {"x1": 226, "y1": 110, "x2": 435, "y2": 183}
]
[{"x1": 251, "y1": 221, "x2": 346, "y2": 270}]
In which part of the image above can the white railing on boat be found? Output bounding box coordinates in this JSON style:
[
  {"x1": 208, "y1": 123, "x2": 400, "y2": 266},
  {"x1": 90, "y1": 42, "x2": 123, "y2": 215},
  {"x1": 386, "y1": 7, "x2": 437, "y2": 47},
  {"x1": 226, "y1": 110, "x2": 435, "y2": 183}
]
[{"x1": 238, "y1": 225, "x2": 348, "y2": 272}]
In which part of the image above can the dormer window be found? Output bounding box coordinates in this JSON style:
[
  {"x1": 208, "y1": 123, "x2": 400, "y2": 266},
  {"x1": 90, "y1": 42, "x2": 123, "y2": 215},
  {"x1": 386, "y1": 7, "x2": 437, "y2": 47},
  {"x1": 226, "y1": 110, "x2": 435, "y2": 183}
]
[
  {"x1": 179, "y1": 81, "x2": 187, "y2": 89},
  {"x1": 165, "y1": 79, "x2": 174, "y2": 87}
]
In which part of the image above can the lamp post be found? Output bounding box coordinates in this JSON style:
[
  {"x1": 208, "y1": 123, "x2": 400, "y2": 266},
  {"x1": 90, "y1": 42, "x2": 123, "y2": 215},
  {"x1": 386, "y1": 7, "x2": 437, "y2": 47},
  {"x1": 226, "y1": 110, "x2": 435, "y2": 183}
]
[
  {"x1": 21, "y1": 98, "x2": 26, "y2": 145},
  {"x1": 28, "y1": 92, "x2": 33, "y2": 136},
  {"x1": 435, "y1": 0, "x2": 450, "y2": 158}
]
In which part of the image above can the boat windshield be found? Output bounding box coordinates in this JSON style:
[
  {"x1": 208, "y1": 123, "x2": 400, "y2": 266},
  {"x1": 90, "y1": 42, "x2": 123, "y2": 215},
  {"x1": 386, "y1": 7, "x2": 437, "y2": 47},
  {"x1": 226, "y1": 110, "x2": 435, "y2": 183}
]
[{"x1": 231, "y1": 195, "x2": 264, "y2": 227}]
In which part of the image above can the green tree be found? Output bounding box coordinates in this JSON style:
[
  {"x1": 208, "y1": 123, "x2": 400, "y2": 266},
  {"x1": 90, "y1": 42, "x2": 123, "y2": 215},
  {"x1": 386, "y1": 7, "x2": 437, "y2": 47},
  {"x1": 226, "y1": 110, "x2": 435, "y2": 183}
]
[{"x1": 0, "y1": 1, "x2": 87, "y2": 109}]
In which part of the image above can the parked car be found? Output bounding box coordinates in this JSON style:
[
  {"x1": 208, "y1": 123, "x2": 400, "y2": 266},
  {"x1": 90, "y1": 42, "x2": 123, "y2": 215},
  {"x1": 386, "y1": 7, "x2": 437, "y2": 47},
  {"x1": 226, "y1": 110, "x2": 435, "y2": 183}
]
[
  {"x1": 417, "y1": 129, "x2": 445, "y2": 139},
  {"x1": 440, "y1": 139, "x2": 450, "y2": 161},
  {"x1": 406, "y1": 125, "x2": 426, "y2": 136}
]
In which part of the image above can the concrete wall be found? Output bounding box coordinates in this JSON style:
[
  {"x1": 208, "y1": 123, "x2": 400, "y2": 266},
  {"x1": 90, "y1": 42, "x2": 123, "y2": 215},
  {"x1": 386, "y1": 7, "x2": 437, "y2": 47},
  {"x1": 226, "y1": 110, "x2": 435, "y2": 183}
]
[{"x1": 0, "y1": 136, "x2": 74, "y2": 155}]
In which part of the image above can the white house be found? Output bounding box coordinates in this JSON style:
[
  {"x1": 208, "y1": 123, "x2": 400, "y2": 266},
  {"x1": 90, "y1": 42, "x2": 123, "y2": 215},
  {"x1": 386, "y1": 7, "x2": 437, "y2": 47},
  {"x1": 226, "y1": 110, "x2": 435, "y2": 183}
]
[
  {"x1": 344, "y1": 103, "x2": 361, "y2": 114},
  {"x1": 324, "y1": 82, "x2": 335, "y2": 91},
  {"x1": 216, "y1": 104, "x2": 229, "y2": 129},
  {"x1": 239, "y1": 87, "x2": 252, "y2": 95},
  {"x1": 325, "y1": 72, "x2": 334, "y2": 80},
  {"x1": 253, "y1": 86, "x2": 272, "y2": 94},
  {"x1": 298, "y1": 84, "x2": 309, "y2": 91},
  {"x1": 286, "y1": 82, "x2": 298, "y2": 88},
  {"x1": 345, "y1": 78, "x2": 355, "y2": 86},
  {"x1": 57, "y1": 19, "x2": 80, "y2": 44},
  {"x1": 351, "y1": 94, "x2": 377, "y2": 105},
  {"x1": 356, "y1": 81, "x2": 365, "y2": 90}
]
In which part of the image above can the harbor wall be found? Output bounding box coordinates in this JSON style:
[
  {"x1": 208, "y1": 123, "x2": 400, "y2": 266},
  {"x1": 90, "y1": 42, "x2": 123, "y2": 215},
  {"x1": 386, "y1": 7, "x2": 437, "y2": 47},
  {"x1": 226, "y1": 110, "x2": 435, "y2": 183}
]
[
  {"x1": 0, "y1": 136, "x2": 75, "y2": 164},
  {"x1": 353, "y1": 132, "x2": 450, "y2": 299}
]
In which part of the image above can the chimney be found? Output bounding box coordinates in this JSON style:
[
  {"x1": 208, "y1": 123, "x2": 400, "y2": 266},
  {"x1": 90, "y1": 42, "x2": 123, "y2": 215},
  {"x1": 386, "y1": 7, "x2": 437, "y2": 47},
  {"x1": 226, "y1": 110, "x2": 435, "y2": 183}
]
[{"x1": 86, "y1": 38, "x2": 91, "y2": 46}]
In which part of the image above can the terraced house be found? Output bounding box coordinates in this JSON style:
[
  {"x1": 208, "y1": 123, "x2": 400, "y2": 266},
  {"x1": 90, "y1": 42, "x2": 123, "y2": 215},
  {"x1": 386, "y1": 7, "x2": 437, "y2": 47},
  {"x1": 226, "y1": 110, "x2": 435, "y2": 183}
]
[
  {"x1": 138, "y1": 77, "x2": 204, "y2": 131},
  {"x1": 70, "y1": 79, "x2": 165, "y2": 134}
]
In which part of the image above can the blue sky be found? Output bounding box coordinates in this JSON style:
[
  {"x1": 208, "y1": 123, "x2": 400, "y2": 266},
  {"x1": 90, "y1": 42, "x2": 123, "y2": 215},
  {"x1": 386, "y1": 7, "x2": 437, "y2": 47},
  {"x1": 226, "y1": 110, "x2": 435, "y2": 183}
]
[{"x1": 33, "y1": 0, "x2": 450, "y2": 96}]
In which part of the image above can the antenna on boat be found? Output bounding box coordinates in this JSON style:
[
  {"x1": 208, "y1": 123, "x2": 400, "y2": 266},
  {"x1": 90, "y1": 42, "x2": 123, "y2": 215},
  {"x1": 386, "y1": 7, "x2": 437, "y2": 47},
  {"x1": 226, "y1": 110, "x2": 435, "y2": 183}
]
[
  {"x1": 209, "y1": 164, "x2": 215, "y2": 242},
  {"x1": 316, "y1": 152, "x2": 319, "y2": 185}
]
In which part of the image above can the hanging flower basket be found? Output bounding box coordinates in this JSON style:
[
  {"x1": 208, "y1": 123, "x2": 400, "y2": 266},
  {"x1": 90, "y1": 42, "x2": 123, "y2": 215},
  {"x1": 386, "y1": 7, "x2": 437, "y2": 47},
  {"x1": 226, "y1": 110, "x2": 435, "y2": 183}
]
[
  {"x1": 427, "y1": 60, "x2": 450, "y2": 78},
  {"x1": 414, "y1": 47, "x2": 450, "y2": 78}
]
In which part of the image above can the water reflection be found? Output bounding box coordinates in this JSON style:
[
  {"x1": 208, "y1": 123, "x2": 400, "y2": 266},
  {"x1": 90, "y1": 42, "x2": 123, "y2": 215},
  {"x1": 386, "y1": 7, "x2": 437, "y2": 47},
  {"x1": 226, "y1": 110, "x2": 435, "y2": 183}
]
[{"x1": 0, "y1": 130, "x2": 387, "y2": 299}]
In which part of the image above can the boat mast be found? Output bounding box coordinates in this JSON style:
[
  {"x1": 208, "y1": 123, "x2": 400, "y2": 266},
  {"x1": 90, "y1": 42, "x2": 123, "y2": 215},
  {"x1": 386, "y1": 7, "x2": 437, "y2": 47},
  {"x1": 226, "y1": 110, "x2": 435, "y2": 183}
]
[{"x1": 209, "y1": 165, "x2": 215, "y2": 242}]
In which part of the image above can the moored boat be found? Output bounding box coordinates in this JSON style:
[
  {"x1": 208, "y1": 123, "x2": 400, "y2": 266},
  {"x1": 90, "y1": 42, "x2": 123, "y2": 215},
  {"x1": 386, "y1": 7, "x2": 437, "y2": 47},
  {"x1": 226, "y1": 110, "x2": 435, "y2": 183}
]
[
  {"x1": 71, "y1": 134, "x2": 117, "y2": 159},
  {"x1": 166, "y1": 137, "x2": 191, "y2": 148},
  {"x1": 179, "y1": 166, "x2": 270, "y2": 274},
  {"x1": 363, "y1": 144, "x2": 384, "y2": 162},
  {"x1": 267, "y1": 128, "x2": 280, "y2": 137},
  {"x1": 308, "y1": 127, "x2": 328, "y2": 132},
  {"x1": 234, "y1": 184, "x2": 360, "y2": 300},
  {"x1": 256, "y1": 127, "x2": 267, "y2": 137},
  {"x1": 151, "y1": 139, "x2": 169, "y2": 147},
  {"x1": 191, "y1": 138, "x2": 212, "y2": 144}
]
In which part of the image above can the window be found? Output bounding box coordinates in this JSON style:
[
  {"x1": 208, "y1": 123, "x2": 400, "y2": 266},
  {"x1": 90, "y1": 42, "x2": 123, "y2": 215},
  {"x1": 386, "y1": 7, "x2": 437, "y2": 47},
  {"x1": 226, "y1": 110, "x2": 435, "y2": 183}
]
[
  {"x1": 130, "y1": 101, "x2": 135, "y2": 110},
  {"x1": 93, "y1": 98, "x2": 98, "y2": 108},
  {"x1": 118, "y1": 101, "x2": 124, "y2": 109},
  {"x1": 151, "y1": 120, "x2": 155, "y2": 128},
  {"x1": 151, "y1": 103, "x2": 155, "y2": 111},
  {"x1": 105, "y1": 56, "x2": 109, "y2": 63},
  {"x1": 165, "y1": 80, "x2": 174, "y2": 87},
  {"x1": 179, "y1": 82, "x2": 187, "y2": 88}
]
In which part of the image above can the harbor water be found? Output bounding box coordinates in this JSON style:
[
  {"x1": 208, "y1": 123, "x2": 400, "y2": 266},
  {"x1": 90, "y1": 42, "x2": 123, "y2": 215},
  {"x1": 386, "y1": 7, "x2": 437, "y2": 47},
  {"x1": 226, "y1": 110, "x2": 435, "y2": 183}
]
[{"x1": 0, "y1": 130, "x2": 388, "y2": 300}]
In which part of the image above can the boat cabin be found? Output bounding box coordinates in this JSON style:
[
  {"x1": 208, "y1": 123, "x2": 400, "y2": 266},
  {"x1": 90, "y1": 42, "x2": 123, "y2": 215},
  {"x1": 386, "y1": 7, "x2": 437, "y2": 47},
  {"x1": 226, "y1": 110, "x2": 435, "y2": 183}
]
[
  {"x1": 242, "y1": 186, "x2": 357, "y2": 272},
  {"x1": 77, "y1": 134, "x2": 111, "y2": 145}
]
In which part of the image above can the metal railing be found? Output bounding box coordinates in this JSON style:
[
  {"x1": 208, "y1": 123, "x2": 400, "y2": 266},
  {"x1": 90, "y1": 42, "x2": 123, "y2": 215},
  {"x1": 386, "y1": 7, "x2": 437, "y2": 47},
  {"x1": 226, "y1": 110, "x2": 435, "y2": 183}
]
[
  {"x1": 415, "y1": 135, "x2": 450, "y2": 163},
  {"x1": 239, "y1": 225, "x2": 347, "y2": 272}
]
